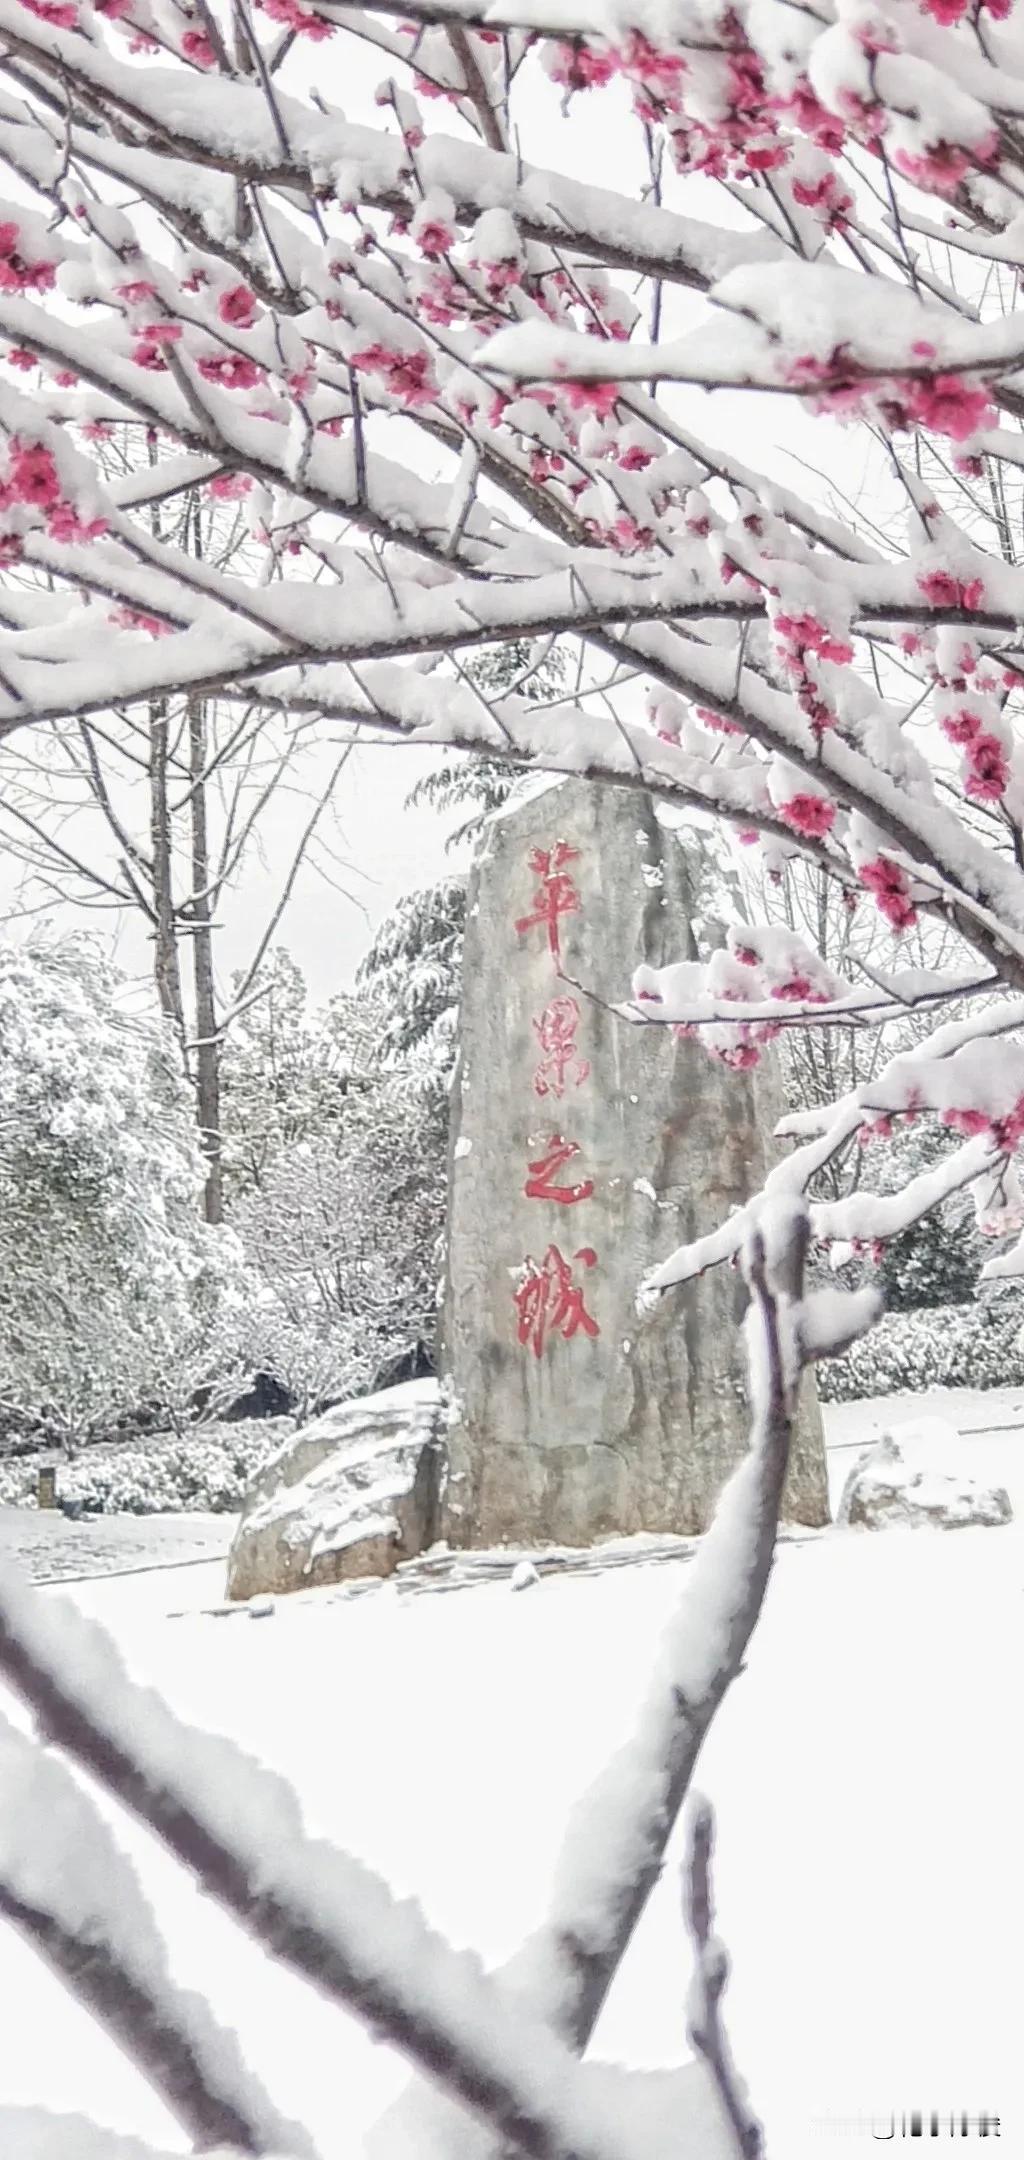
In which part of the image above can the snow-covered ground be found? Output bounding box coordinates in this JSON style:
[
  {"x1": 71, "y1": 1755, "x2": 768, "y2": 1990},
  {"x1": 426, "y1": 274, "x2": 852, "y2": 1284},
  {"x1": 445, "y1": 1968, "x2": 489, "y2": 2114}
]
[
  {"x1": 0, "y1": 1507, "x2": 234, "y2": 1583},
  {"x1": 0, "y1": 1392, "x2": 1020, "y2": 2159}
]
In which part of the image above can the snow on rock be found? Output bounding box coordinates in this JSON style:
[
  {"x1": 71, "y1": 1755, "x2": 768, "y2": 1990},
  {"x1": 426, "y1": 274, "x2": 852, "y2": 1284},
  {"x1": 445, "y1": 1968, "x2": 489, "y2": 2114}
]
[
  {"x1": 226, "y1": 1382, "x2": 444, "y2": 1600},
  {"x1": 835, "y1": 1432, "x2": 1012, "y2": 1532},
  {"x1": 509, "y1": 1560, "x2": 539, "y2": 1593}
]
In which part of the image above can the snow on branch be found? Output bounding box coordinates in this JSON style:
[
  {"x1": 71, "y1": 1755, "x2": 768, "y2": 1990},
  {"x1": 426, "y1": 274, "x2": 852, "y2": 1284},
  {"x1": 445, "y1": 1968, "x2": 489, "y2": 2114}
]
[
  {"x1": 0, "y1": 1563, "x2": 712, "y2": 2160},
  {"x1": 0, "y1": 2112, "x2": 263, "y2": 2160},
  {"x1": 646, "y1": 996, "x2": 1024, "y2": 1296},
  {"x1": 683, "y1": 1799, "x2": 763, "y2": 2160},
  {"x1": 0, "y1": 1713, "x2": 316, "y2": 2159},
  {"x1": 496, "y1": 1200, "x2": 877, "y2": 2059}
]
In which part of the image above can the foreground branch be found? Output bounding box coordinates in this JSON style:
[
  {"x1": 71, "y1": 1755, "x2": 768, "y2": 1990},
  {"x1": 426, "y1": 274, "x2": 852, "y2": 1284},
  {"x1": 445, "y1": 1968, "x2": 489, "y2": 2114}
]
[
  {"x1": 501, "y1": 1200, "x2": 878, "y2": 2058},
  {"x1": 0, "y1": 1567, "x2": 683, "y2": 2160},
  {"x1": 683, "y1": 1799, "x2": 763, "y2": 2160}
]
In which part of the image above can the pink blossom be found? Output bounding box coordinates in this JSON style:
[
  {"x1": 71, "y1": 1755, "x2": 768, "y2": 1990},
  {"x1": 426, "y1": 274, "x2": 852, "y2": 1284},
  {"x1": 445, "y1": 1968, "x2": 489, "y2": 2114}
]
[
  {"x1": 94, "y1": 0, "x2": 133, "y2": 15},
  {"x1": 81, "y1": 420, "x2": 114, "y2": 442},
  {"x1": 940, "y1": 706, "x2": 983, "y2": 744},
  {"x1": 197, "y1": 353, "x2": 265, "y2": 390},
  {"x1": 19, "y1": 0, "x2": 78, "y2": 24},
  {"x1": 218, "y1": 284, "x2": 258, "y2": 329},
  {"x1": 964, "y1": 733, "x2": 1009, "y2": 800},
  {"x1": 208, "y1": 473, "x2": 252, "y2": 500},
  {"x1": 116, "y1": 283, "x2": 158, "y2": 306},
  {"x1": 892, "y1": 142, "x2": 974, "y2": 196},
  {"x1": 695, "y1": 706, "x2": 743, "y2": 736},
  {"x1": 181, "y1": 29, "x2": 216, "y2": 65},
  {"x1": 47, "y1": 504, "x2": 108, "y2": 544},
  {"x1": 260, "y1": 0, "x2": 334, "y2": 34},
  {"x1": 773, "y1": 80, "x2": 845, "y2": 154},
  {"x1": 616, "y1": 442, "x2": 654, "y2": 471},
  {"x1": 413, "y1": 218, "x2": 455, "y2": 260},
  {"x1": 138, "y1": 322, "x2": 181, "y2": 345},
  {"x1": 917, "y1": 570, "x2": 986, "y2": 610},
  {"x1": 942, "y1": 1106, "x2": 992, "y2": 1136},
  {"x1": 919, "y1": 0, "x2": 970, "y2": 22},
  {"x1": 858, "y1": 1116, "x2": 894, "y2": 1144},
  {"x1": 470, "y1": 255, "x2": 522, "y2": 300},
  {"x1": 9, "y1": 445, "x2": 60, "y2": 508},
  {"x1": 859, "y1": 855, "x2": 917, "y2": 930},
  {"x1": 109, "y1": 606, "x2": 173, "y2": 637},
  {"x1": 997, "y1": 1094, "x2": 1024, "y2": 1148},
  {"x1": 778, "y1": 792, "x2": 837, "y2": 838},
  {"x1": 132, "y1": 341, "x2": 169, "y2": 371},
  {"x1": 559, "y1": 379, "x2": 620, "y2": 417},
  {"x1": 791, "y1": 172, "x2": 853, "y2": 226},
  {"x1": 5, "y1": 348, "x2": 36, "y2": 371},
  {"x1": 547, "y1": 39, "x2": 616, "y2": 92},
  {"x1": 349, "y1": 343, "x2": 437, "y2": 407},
  {"x1": 904, "y1": 373, "x2": 994, "y2": 441},
  {"x1": 53, "y1": 370, "x2": 77, "y2": 387},
  {"x1": 0, "y1": 223, "x2": 56, "y2": 295},
  {"x1": 773, "y1": 610, "x2": 854, "y2": 667}
]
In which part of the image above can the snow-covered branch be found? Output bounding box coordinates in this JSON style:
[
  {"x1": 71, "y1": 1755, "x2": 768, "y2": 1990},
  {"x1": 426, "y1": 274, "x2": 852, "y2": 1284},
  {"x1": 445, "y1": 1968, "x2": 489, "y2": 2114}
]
[
  {"x1": 0, "y1": 1563, "x2": 710, "y2": 2160},
  {"x1": 0, "y1": 1713, "x2": 315, "y2": 2158},
  {"x1": 683, "y1": 1799, "x2": 762, "y2": 2160},
  {"x1": 499, "y1": 1199, "x2": 878, "y2": 2056}
]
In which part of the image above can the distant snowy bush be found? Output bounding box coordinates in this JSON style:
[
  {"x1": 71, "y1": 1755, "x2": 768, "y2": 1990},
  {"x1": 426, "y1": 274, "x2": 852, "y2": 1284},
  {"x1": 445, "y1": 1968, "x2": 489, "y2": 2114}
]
[
  {"x1": 817, "y1": 1298, "x2": 1024, "y2": 1403},
  {"x1": 0, "y1": 1420, "x2": 291, "y2": 1516}
]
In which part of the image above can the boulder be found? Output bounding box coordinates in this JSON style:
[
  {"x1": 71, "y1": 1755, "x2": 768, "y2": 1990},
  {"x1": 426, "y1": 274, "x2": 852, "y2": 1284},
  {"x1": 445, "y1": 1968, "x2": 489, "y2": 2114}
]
[
  {"x1": 836, "y1": 1432, "x2": 1012, "y2": 1531},
  {"x1": 226, "y1": 1379, "x2": 444, "y2": 1599}
]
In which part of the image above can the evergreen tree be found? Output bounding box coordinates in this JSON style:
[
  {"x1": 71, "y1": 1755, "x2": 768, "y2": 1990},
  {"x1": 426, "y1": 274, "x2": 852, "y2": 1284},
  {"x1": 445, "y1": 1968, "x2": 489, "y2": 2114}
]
[{"x1": 358, "y1": 643, "x2": 566, "y2": 1099}]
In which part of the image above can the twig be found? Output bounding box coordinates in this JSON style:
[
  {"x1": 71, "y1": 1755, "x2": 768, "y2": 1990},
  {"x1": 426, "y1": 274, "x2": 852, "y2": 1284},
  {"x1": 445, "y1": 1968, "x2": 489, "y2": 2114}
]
[{"x1": 683, "y1": 1798, "x2": 764, "y2": 2160}]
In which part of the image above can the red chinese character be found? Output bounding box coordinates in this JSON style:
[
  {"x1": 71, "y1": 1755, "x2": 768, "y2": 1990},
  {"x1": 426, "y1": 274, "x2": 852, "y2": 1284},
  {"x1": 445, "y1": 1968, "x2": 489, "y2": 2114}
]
[
  {"x1": 524, "y1": 1135, "x2": 595, "y2": 1206},
  {"x1": 515, "y1": 841, "x2": 581, "y2": 962},
  {"x1": 532, "y1": 994, "x2": 590, "y2": 1099},
  {"x1": 513, "y1": 1244, "x2": 600, "y2": 1358}
]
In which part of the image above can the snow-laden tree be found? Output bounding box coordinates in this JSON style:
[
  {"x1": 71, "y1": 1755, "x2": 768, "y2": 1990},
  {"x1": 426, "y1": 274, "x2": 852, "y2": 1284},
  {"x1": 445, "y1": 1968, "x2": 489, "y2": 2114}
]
[
  {"x1": 220, "y1": 955, "x2": 446, "y2": 1406},
  {"x1": 358, "y1": 640, "x2": 566, "y2": 1097},
  {"x1": 0, "y1": 424, "x2": 354, "y2": 1223},
  {"x1": 0, "y1": 0, "x2": 1022, "y2": 1294},
  {"x1": 0, "y1": 936, "x2": 248, "y2": 1445},
  {"x1": 2, "y1": 0, "x2": 1024, "y2": 2142}
]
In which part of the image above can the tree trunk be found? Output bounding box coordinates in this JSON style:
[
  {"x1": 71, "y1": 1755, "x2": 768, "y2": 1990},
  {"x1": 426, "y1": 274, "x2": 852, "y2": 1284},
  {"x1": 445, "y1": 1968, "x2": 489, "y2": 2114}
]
[
  {"x1": 148, "y1": 697, "x2": 186, "y2": 1040},
  {"x1": 187, "y1": 693, "x2": 223, "y2": 1226}
]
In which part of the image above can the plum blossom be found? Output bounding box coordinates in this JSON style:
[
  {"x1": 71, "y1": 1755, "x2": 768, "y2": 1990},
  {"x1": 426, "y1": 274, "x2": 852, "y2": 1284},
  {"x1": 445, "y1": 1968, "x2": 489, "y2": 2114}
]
[
  {"x1": 197, "y1": 353, "x2": 265, "y2": 390},
  {"x1": 917, "y1": 569, "x2": 986, "y2": 610},
  {"x1": 181, "y1": 29, "x2": 216, "y2": 65},
  {"x1": 8, "y1": 444, "x2": 60, "y2": 508},
  {"x1": 777, "y1": 792, "x2": 837, "y2": 838},
  {"x1": 0, "y1": 221, "x2": 56, "y2": 295},
  {"x1": 859, "y1": 856, "x2": 917, "y2": 930},
  {"x1": 964, "y1": 734, "x2": 1009, "y2": 801},
  {"x1": 218, "y1": 285, "x2": 258, "y2": 329}
]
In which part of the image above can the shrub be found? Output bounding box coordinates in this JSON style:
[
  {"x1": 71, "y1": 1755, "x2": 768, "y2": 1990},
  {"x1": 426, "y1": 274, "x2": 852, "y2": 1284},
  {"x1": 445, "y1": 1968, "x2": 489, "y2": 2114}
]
[{"x1": 817, "y1": 1296, "x2": 1024, "y2": 1402}]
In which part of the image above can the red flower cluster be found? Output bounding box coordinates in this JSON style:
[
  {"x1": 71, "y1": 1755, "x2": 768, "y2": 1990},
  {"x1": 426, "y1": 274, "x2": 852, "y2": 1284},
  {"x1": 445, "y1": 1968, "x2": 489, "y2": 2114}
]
[
  {"x1": 0, "y1": 222, "x2": 56, "y2": 296},
  {"x1": 859, "y1": 856, "x2": 917, "y2": 931},
  {"x1": 349, "y1": 344, "x2": 437, "y2": 409}
]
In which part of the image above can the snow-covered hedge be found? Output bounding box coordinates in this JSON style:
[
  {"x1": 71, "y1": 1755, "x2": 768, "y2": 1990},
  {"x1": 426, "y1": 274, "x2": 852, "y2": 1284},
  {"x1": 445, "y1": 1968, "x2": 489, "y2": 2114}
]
[
  {"x1": 0, "y1": 1420, "x2": 292, "y2": 1516},
  {"x1": 817, "y1": 1298, "x2": 1024, "y2": 1403}
]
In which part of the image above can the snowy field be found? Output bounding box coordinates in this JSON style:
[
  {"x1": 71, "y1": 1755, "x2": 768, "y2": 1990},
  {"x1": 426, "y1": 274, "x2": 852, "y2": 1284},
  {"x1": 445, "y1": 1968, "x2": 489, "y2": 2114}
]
[
  {"x1": 0, "y1": 1397, "x2": 1020, "y2": 2158},
  {"x1": 0, "y1": 1508, "x2": 233, "y2": 1583}
]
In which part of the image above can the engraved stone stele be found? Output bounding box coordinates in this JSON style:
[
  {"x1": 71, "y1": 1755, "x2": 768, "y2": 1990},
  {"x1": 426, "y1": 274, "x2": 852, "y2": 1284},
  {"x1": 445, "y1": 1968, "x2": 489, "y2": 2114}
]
[{"x1": 440, "y1": 777, "x2": 829, "y2": 1549}]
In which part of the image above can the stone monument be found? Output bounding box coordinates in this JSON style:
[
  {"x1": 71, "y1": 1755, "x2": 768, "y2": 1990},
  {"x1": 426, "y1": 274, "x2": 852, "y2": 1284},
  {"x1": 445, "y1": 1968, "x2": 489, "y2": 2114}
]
[{"x1": 440, "y1": 777, "x2": 828, "y2": 1548}]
